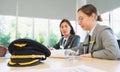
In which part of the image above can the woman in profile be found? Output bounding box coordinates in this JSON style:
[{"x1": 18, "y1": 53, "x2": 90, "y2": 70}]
[
  {"x1": 72, "y1": 4, "x2": 120, "y2": 60},
  {"x1": 49, "y1": 19, "x2": 80, "y2": 50}
]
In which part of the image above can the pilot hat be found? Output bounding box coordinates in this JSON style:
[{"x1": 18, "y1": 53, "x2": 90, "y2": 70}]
[{"x1": 7, "y1": 39, "x2": 51, "y2": 67}]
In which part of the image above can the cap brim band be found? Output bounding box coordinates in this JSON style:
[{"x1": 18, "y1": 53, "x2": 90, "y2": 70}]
[
  {"x1": 8, "y1": 59, "x2": 40, "y2": 66},
  {"x1": 10, "y1": 55, "x2": 45, "y2": 59}
]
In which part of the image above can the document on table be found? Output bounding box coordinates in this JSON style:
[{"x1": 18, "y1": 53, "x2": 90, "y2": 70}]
[
  {"x1": 38, "y1": 65, "x2": 106, "y2": 72},
  {"x1": 13, "y1": 65, "x2": 106, "y2": 72},
  {"x1": 49, "y1": 50, "x2": 66, "y2": 58}
]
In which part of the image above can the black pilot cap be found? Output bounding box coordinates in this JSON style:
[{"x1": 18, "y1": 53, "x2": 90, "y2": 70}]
[{"x1": 7, "y1": 39, "x2": 51, "y2": 67}]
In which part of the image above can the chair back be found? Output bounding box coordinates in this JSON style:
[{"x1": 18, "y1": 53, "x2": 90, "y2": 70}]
[
  {"x1": 117, "y1": 40, "x2": 120, "y2": 48},
  {"x1": 0, "y1": 45, "x2": 7, "y2": 57}
]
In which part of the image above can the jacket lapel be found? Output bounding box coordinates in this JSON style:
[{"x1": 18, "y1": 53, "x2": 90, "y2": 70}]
[
  {"x1": 64, "y1": 35, "x2": 73, "y2": 49},
  {"x1": 88, "y1": 24, "x2": 98, "y2": 52},
  {"x1": 89, "y1": 33, "x2": 96, "y2": 52},
  {"x1": 82, "y1": 34, "x2": 90, "y2": 53}
]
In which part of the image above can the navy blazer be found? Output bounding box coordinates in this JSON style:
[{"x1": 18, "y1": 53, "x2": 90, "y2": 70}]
[{"x1": 53, "y1": 35, "x2": 80, "y2": 49}]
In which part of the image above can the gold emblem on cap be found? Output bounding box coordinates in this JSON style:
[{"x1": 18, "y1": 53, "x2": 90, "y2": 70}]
[{"x1": 14, "y1": 43, "x2": 27, "y2": 47}]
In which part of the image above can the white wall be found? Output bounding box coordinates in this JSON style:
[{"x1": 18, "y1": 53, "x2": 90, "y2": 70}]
[
  {"x1": 0, "y1": 0, "x2": 76, "y2": 20},
  {"x1": 0, "y1": 0, "x2": 120, "y2": 20},
  {"x1": 87, "y1": 0, "x2": 120, "y2": 14},
  {"x1": 0, "y1": 0, "x2": 17, "y2": 16}
]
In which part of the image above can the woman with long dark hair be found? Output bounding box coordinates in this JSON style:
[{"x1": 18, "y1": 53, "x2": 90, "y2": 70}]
[{"x1": 49, "y1": 19, "x2": 80, "y2": 50}]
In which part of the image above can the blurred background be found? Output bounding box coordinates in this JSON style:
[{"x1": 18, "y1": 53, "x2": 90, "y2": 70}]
[{"x1": 0, "y1": 0, "x2": 120, "y2": 47}]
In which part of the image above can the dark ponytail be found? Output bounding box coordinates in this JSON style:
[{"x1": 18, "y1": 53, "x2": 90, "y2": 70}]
[{"x1": 97, "y1": 15, "x2": 102, "y2": 21}]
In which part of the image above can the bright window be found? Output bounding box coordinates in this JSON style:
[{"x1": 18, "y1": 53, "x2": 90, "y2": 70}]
[
  {"x1": 34, "y1": 18, "x2": 48, "y2": 46},
  {"x1": 17, "y1": 17, "x2": 33, "y2": 39},
  {"x1": 0, "y1": 15, "x2": 16, "y2": 46},
  {"x1": 112, "y1": 8, "x2": 120, "y2": 39}
]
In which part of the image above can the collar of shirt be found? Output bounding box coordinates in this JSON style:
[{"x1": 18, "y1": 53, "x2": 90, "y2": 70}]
[
  {"x1": 89, "y1": 24, "x2": 97, "y2": 36},
  {"x1": 63, "y1": 35, "x2": 70, "y2": 41},
  {"x1": 63, "y1": 37, "x2": 68, "y2": 42}
]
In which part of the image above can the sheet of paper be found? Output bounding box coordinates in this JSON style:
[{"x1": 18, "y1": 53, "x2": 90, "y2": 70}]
[
  {"x1": 11, "y1": 65, "x2": 106, "y2": 72},
  {"x1": 49, "y1": 50, "x2": 66, "y2": 58}
]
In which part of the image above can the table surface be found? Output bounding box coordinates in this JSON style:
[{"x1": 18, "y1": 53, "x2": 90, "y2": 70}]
[{"x1": 0, "y1": 55, "x2": 120, "y2": 72}]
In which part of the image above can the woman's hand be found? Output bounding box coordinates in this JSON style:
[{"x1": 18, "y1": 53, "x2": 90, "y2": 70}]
[
  {"x1": 48, "y1": 47, "x2": 56, "y2": 50},
  {"x1": 80, "y1": 53, "x2": 92, "y2": 58}
]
